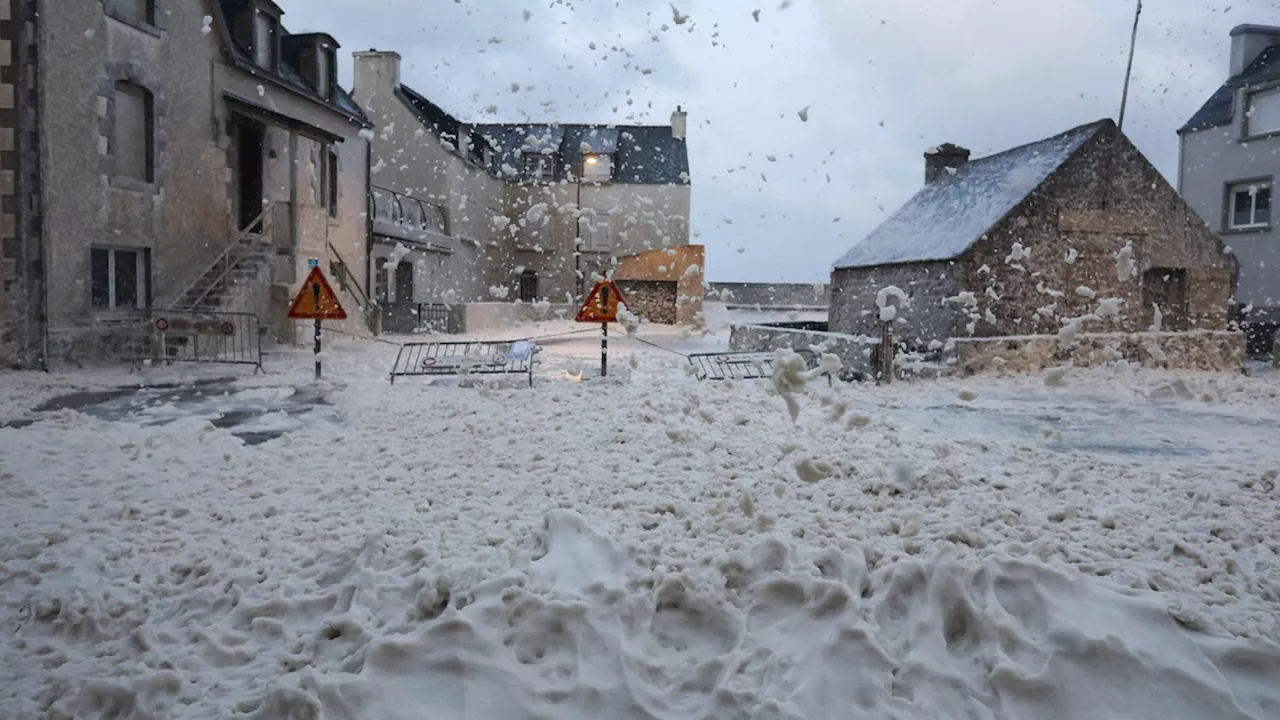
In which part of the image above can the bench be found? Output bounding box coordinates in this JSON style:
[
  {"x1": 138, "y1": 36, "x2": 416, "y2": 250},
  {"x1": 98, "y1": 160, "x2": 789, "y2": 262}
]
[
  {"x1": 390, "y1": 339, "x2": 540, "y2": 386},
  {"x1": 689, "y1": 349, "x2": 832, "y2": 384}
]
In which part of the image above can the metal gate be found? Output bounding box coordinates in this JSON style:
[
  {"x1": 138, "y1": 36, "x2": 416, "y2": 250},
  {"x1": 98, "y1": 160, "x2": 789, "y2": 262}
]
[{"x1": 131, "y1": 310, "x2": 264, "y2": 374}]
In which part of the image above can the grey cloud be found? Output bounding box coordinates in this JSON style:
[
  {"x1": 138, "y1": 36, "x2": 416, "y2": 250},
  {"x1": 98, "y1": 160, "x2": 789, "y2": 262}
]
[{"x1": 283, "y1": 0, "x2": 1270, "y2": 282}]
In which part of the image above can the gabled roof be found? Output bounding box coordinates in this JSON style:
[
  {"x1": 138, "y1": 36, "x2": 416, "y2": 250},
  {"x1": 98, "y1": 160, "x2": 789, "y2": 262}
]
[
  {"x1": 1182, "y1": 44, "x2": 1280, "y2": 133},
  {"x1": 392, "y1": 83, "x2": 690, "y2": 185},
  {"x1": 832, "y1": 120, "x2": 1108, "y2": 270},
  {"x1": 213, "y1": 0, "x2": 370, "y2": 128}
]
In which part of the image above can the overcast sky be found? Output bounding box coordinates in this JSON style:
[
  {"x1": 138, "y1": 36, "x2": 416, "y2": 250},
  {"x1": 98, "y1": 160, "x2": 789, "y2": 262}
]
[{"x1": 282, "y1": 0, "x2": 1269, "y2": 283}]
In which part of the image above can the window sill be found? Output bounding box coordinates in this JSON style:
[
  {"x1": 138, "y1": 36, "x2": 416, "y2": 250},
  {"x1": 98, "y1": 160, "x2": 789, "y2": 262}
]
[
  {"x1": 105, "y1": 13, "x2": 163, "y2": 39},
  {"x1": 109, "y1": 176, "x2": 158, "y2": 194},
  {"x1": 1223, "y1": 225, "x2": 1272, "y2": 235},
  {"x1": 1240, "y1": 129, "x2": 1280, "y2": 143}
]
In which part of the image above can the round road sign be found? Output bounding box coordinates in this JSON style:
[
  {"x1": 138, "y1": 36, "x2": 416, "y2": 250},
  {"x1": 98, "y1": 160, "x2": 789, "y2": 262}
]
[
  {"x1": 220, "y1": 321, "x2": 235, "y2": 335},
  {"x1": 155, "y1": 318, "x2": 169, "y2": 332}
]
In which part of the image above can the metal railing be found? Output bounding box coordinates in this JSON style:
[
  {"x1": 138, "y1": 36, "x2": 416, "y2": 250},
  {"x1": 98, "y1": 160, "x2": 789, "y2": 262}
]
[
  {"x1": 170, "y1": 202, "x2": 277, "y2": 310},
  {"x1": 130, "y1": 309, "x2": 264, "y2": 374},
  {"x1": 390, "y1": 339, "x2": 539, "y2": 386},
  {"x1": 380, "y1": 303, "x2": 454, "y2": 334}
]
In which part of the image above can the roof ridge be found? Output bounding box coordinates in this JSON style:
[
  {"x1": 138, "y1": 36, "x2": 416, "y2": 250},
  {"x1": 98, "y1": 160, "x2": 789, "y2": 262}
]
[{"x1": 964, "y1": 118, "x2": 1111, "y2": 167}]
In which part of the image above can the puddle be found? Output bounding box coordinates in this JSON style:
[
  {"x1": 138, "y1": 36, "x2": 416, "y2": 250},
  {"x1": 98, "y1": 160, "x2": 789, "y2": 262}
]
[{"x1": 11, "y1": 378, "x2": 339, "y2": 445}]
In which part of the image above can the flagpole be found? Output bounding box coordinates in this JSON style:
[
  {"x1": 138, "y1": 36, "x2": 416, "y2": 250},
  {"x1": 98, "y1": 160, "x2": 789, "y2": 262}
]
[{"x1": 1117, "y1": 0, "x2": 1143, "y2": 132}]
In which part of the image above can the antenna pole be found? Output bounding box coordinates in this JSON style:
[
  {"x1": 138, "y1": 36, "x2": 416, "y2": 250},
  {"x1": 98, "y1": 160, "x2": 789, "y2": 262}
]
[{"x1": 1117, "y1": 0, "x2": 1143, "y2": 132}]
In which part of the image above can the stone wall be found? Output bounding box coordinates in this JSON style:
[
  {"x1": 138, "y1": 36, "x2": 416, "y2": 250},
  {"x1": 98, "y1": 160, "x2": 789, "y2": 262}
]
[
  {"x1": 0, "y1": 0, "x2": 41, "y2": 368},
  {"x1": 617, "y1": 280, "x2": 677, "y2": 324},
  {"x1": 729, "y1": 323, "x2": 877, "y2": 379},
  {"x1": 960, "y1": 124, "x2": 1237, "y2": 340},
  {"x1": 614, "y1": 244, "x2": 704, "y2": 324},
  {"x1": 951, "y1": 331, "x2": 1245, "y2": 375},
  {"x1": 829, "y1": 261, "x2": 958, "y2": 349}
]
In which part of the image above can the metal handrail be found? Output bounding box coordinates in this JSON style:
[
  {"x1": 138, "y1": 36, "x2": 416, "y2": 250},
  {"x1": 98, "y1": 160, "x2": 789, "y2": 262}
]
[
  {"x1": 326, "y1": 239, "x2": 372, "y2": 309},
  {"x1": 171, "y1": 202, "x2": 275, "y2": 310}
]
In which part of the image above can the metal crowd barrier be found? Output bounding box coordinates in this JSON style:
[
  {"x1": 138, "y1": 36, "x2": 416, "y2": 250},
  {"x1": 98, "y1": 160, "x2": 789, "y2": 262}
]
[
  {"x1": 131, "y1": 310, "x2": 264, "y2": 374},
  {"x1": 688, "y1": 348, "x2": 831, "y2": 384},
  {"x1": 390, "y1": 339, "x2": 539, "y2": 386}
]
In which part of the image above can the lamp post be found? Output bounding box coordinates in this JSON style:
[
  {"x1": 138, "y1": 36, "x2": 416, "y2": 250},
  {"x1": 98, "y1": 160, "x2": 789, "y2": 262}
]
[
  {"x1": 575, "y1": 154, "x2": 601, "y2": 302},
  {"x1": 575, "y1": 157, "x2": 584, "y2": 301}
]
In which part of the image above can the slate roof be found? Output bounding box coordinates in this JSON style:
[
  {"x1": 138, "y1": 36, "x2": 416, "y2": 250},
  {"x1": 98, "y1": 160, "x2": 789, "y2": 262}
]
[
  {"x1": 393, "y1": 84, "x2": 690, "y2": 185},
  {"x1": 1182, "y1": 43, "x2": 1280, "y2": 133},
  {"x1": 213, "y1": 0, "x2": 370, "y2": 129},
  {"x1": 832, "y1": 120, "x2": 1109, "y2": 270}
]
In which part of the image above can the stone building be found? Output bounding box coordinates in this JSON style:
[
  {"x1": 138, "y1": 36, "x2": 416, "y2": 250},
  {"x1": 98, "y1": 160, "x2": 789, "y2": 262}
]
[
  {"x1": 351, "y1": 50, "x2": 701, "y2": 331},
  {"x1": 829, "y1": 119, "x2": 1238, "y2": 353},
  {"x1": 0, "y1": 0, "x2": 373, "y2": 369},
  {"x1": 1179, "y1": 24, "x2": 1280, "y2": 355}
]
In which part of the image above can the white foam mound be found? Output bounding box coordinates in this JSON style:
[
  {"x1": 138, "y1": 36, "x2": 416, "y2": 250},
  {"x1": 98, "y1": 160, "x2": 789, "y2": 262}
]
[{"x1": 220, "y1": 511, "x2": 1280, "y2": 720}]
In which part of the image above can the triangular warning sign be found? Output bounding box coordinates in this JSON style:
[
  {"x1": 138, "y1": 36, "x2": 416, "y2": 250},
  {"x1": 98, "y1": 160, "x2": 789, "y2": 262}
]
[
  {"x1": 288, "y1": 266, "x2": 348, "y2": 320},
  {"x1": 575, "y1": 279, "x2": 627, "y2": 323}
]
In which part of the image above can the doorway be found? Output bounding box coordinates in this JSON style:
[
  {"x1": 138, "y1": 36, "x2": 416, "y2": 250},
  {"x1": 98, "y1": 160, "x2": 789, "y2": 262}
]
[
  {"x1": 1142, "y1": 268, "x2": 1189, "y2": 331},
  {"x1": 395, "y1": 261, "x2": 414, "y2": 303},
  {"x1": 234, "y1": 119, "x2": 266, "y2": 232}
]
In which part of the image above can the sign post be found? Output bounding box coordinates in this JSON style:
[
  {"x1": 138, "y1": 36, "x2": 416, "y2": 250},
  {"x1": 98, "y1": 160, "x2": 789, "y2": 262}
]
[
  {"x1": 287, "y1": 264, "x2": 347, "y2": 380},
  {"x1": 575, "y1": 278, "x2": 626, "y2": 379},
  {"x1": 600, "y1": 284, "x2": 609, "y2": 377}
]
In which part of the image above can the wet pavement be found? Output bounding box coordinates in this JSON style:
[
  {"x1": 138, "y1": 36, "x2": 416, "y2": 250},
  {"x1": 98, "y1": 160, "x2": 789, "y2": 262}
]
[{"x1": 5, "y1": 378, "x2": 338, "y2": 445}]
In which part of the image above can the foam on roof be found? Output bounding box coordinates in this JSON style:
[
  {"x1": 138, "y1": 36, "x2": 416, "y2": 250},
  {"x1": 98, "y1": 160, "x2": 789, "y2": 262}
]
[{"x1": 832, "y1": 120, "x2": 1108, "y2": 270}]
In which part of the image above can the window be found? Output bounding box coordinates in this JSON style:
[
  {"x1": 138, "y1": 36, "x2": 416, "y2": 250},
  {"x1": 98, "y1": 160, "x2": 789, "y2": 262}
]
[
  {"x1": 582, "y1": 153, "x2": 613, "y2": 183},
  {"x1": 1245, "y1": 89, "x2": 1280, "y2": 137},
  {"x1": 1228, "y1": 181, "x2": 1271, "y2": 229},
  {"x1": 401, "y1": 197, "x2": 424, "y2": 229},
  {"x1": 580, "y1": 212, "x2": 611, "y2": 251},
  {"x1": 524, "y1": 153, "x2": 556, "y2": 182},
  {"x1": 518, "y1": 270, "x2": 538, "y2": 302},
  {"x1": 107, "y1": 0, "x2": 156, "y2": 27},
  {"x1": 113, "y1": 81, "x2": 154, "y2": 183},
  {"x1": 90, "y1": 247, "x2": 148, "y2": 312},
  {"x1": 373, "y1": 188, "x2": 394, "y2": 223},
  {"x1": 253, "y1": 9, "x2": 278, "y2": 71},
  {"x1": 326, "y1": 147, "x2": 339, "y2": 217}
]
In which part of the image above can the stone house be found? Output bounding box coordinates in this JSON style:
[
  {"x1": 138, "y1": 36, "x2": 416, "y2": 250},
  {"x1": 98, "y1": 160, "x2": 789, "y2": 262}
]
[
  {"x1": 351, "y1": 50, "x2": 701, "y2": 332},
  {"x1": 1179, "y1": 24, "x2": 1280, "y2": 355},
  {"x1": 830, "y1": 119, "x2": 1238, "y2": 353},
  {"x1": 0, "y1": 0, "x2": 373, "y2": 369}
]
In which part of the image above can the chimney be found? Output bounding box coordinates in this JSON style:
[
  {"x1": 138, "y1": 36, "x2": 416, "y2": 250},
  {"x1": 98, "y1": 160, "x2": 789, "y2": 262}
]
[
  {"x1": 1229, "y1": 24, "x2": 1280, "y2": 77},
  {"x1": 924, "y1": 143, "x2": 970, "y2": 184},
  {"x1": 671, "y1": 106, "x2": 687, "y2": 140},
  {"x1": 353, "y1": 49, "x2": 401, "y2": 100}
]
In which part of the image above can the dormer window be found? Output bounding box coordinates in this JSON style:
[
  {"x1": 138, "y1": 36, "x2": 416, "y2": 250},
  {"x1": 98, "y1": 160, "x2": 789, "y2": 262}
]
[
  {"x1": 523, "y1": 153, "x2": 557, "y2": 182},
  {"x1": 582, "y1": 153, "x2": 613, "y2": 183},
  {"x1": 1245, "y1": 88, "x2": 1280, "y2": 137},
  {"x1": 252, "y1": 6, "x2": 280, "y2": 71}
]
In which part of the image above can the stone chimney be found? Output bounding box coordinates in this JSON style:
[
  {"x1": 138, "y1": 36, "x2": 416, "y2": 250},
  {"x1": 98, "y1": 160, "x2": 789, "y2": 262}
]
[
  {"x1": 671, "y1": 106, "x2": 687, "y2": 140},
  {"x1": 1229, "y1": 24, "x2": 1280, "y2": 77},
  {"x1": 924, "y1": 143, "x2": 970, "y2": 184},
  {"x1": 353, "y1": 49, "x2": 401, "y2": 99}
]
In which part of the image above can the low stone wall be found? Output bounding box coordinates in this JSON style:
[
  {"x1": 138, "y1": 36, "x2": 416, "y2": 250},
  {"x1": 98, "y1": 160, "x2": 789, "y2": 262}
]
[
  {"x1": 712, "y1": 282, "x2": 829, "y2": 308},
  {"x1": 729, "y1": 323, "x2": 877, "y2": 379},
  {"x1": 951, "y1": 331, "x2": 1246, "y2": 375}
]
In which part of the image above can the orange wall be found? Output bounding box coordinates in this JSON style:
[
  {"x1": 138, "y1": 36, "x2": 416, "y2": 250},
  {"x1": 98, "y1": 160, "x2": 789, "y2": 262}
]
[{"x1": 614, "y1": 245, "x2": 705, "y2": 324}]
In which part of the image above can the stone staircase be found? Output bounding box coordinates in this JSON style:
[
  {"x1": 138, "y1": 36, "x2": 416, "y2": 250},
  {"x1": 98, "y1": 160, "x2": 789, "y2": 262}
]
[{"x1": 170, "y1": 204, "x2": 277, "y2": 313}]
